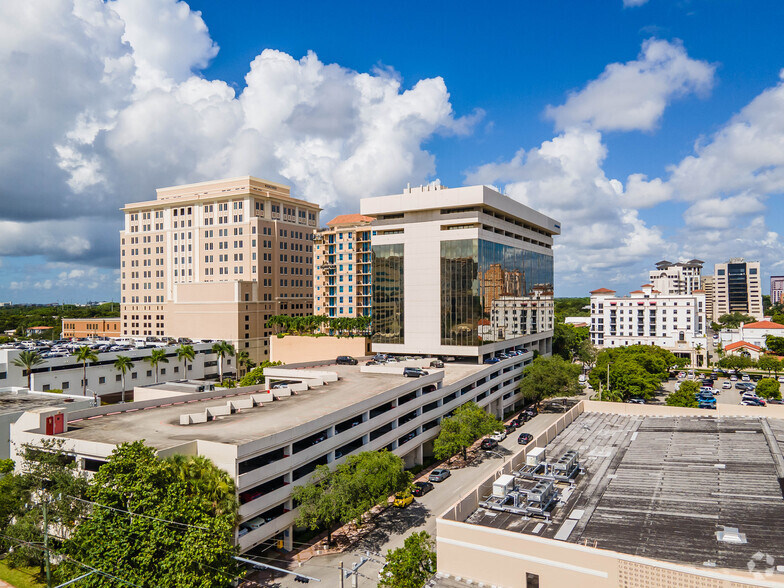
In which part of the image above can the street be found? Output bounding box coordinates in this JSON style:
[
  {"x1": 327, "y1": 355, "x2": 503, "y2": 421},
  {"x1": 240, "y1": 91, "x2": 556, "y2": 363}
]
[{"x1": 244, "y1": 408, "x2": 569, "y2": 587}]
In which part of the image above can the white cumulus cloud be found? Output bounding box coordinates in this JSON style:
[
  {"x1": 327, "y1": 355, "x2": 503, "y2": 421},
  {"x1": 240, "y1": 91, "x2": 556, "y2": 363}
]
[
  {"x1": 546, "y1": 39, "x2": 715, "y2": 132},
  {"x1": 0, "y1": 0, "x2": 479, "y2": 282}
]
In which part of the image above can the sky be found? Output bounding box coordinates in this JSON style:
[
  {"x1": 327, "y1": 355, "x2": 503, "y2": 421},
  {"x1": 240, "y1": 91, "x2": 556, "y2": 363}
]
[{"x1": 1, "y1": 0, "x2": 784, "y2": 303}]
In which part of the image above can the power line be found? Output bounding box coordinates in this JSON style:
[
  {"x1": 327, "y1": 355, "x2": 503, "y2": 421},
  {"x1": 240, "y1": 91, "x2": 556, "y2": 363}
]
[{"x1": 0, "y1": 530, "x2": 141, "y2": 587}]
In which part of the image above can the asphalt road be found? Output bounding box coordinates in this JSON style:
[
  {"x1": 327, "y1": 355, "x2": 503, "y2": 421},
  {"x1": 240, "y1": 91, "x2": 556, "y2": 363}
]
[{"x1": 248, "y1": 408, "x2": 570, "y2": 587}]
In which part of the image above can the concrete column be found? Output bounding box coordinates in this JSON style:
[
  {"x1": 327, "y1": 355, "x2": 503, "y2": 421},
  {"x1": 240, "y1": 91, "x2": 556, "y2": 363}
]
[{"x1": 283, "y1": 524, "x2": 293, "y2": 551}]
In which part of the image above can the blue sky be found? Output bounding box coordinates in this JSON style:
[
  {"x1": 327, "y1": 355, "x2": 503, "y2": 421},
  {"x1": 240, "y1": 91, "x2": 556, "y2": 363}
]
[{"x1": 1, "y1": 0, "x2": 784, "y2": 303}]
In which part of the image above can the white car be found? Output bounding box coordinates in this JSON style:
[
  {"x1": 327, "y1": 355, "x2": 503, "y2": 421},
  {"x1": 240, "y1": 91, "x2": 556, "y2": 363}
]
[
  {"x1": 741, "y1": 374, "x2": 750, "y2": 382},
  {"x1": 491, "y1": 431, "x2": 507, "y2": 442},
  {"x1": 778, "y1": 376, "x2": 784, "y2": 384},
  {"x1": 730, "y1": 375, "x2": 738, "y2": 381},
  {"x1": 722, "y1": 381, "x2": 732, "y2": 389}
]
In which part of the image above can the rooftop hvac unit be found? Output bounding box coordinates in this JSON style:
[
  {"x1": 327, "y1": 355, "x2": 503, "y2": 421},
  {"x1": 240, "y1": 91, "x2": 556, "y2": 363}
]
[
  {"x1": 553, "y1": 450, "x2": 579, "y2": 473},
  {"x1": 528, "y1": 480, "x2": 554, "y2": 503},
  {"x1": 492, "y1": 474, "x2": 515, "y2": 498},
  {"x1": 527, "y1": 447, "x2": 546, "y2": 467}
]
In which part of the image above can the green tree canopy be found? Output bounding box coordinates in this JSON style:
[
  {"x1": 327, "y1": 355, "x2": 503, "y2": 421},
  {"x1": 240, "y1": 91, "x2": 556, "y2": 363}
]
[
  {"x1": 59, "y1": 442, "x2": 240, "y2": 588},
  {"x1": 292, "y1": 450, "x2": 411, "y2": 544},
  {"x1": 757, "y1": 355, "x2": 781, "y2": 375},
  {"x1": 4, "y1": 439, "x2": 90, "y2": 573},
  {"x1": 379, "y1": 531, "x2": 436, "y2": 588},
  {"x1": 755, "y1": 378, "x2": 781, "y2": 400},
  {"x1": 717, "y1": 312, "x2": 756, "y2": 329},
  {"x1": 237, "y1": 361, "x2": 283, "y2": 387},
  {"x1": 144, "y1": 347, "x2": 170, "y2": 383},
  {"x1": 718, "y1": 355, "x2": 755, "y2": 372},
  {"x1": 666, "y1": 380, "x2": 699, "y2": 408},
  {"x1": 765, "y1": 335, "x2": 784, "y2": 356},
  {"x1": 517, "y1": 355, "x2": 581, "y2": 408},
  {"x1": 433, "y1": 402, "x2": 503, "y2": 461},
  {"x1": 553, "y1": 323, "x2": 589, "y2": 361},
  {"x1": 554, "y1": 297, "x2": 590, "y2": 323},
  {"x1": 590, "y1": 345, "x2": 685, "y2": 401}
]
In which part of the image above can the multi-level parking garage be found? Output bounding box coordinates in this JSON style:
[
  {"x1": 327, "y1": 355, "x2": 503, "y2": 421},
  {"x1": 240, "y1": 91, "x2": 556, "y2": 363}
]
[{"x1": 10, "y1": 353, "x2": 532, "y2": 552}]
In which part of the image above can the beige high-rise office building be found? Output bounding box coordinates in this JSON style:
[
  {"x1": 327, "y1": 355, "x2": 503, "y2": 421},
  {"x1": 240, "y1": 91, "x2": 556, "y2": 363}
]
[
  {"x1": 120, "y1": 176, "x2": 321, "y2": 363},
  {"x1": 712, "y1": 258, "x2": 763, "y2": 320},
  {"x1": 701, "y1": 275, "x2": 715, "y2": 321},
  {"x1": 313, "y1": 214, "x2": 373, "y2": 320}
]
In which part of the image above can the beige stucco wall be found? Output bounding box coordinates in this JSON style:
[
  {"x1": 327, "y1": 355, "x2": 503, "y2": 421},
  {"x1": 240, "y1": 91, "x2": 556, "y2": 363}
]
[{"x1": 269, "y1": 336, "x2": 370, "y2": 363}]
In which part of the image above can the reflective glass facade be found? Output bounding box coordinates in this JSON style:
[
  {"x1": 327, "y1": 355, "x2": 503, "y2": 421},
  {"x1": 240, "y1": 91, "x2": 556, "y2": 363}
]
[
  {"x1": 371, "y1": 244, "x2": 404, "y2": 344},
  {"x1": 440, "y1": 239, "x2": 554, "y2": 346}
]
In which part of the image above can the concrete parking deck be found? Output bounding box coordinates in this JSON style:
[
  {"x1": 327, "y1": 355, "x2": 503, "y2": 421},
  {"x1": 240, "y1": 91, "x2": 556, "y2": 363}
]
[
  {"x1": 466, "y1": 413, "x2": 784, "y2": 572},
  {"x1": 57, "y1": 362, "x2": 484, "y2": 449}
]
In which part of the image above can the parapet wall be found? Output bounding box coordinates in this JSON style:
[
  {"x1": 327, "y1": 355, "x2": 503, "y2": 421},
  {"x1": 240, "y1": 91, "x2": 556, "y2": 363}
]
[{"x1": 269, "y1": 335, "x2": 370, "y2": 364}]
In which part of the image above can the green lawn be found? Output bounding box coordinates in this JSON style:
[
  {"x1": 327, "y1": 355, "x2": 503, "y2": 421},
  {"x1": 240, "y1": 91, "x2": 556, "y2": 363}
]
[{"x1": 0, "y1": 559, "x2": 45, "y2": 588}]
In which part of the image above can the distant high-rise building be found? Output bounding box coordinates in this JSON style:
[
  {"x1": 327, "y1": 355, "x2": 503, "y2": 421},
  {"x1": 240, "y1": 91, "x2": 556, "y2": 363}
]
[
  {"x1": 120, "y1": 176, "x2": 321, "y2": 363},
  {"x1": 313, "y1": 214, "x2": 374, "y2": 319},
  {"x1": 648, "y1": 259, "x2": 703, "y2": 295},
  {"x1": 771, "y1": 275, "x2": 784, "y2": 306},
  {"x1": 713, "y1": 258, "x2": 763, "y2": 320},
  {"x1": 701, "y1": 275, "x2": 715, "y2": 321}
]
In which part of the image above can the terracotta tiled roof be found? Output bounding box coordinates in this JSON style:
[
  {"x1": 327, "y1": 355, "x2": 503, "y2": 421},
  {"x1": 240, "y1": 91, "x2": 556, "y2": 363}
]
[
  {"x1": 629, "y1": 290, "x2": 644, "y2": 294},
  {"x1": 590, "y1": 288, "x2": 616, "y2": 294},
  {"x1": 692, "y1": 289, "x2": 705, "y2": 293},
  {"x1": 641, "y1": 283, "x2": 653, "y2": 287},
  {"x1": 725, "y1": 341, "x2": 761, "y2": 352},
  {"x1": 326, "y1": 214, "x2": 374, "y2": 227},
  {"x1": 743, "y1": 320, "x2": 784, "y2": 330}
]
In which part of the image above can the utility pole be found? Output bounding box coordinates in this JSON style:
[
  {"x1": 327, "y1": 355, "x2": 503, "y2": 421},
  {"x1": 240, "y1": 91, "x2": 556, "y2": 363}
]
[
  {"x1": 339, "y1": 561, "x2": 345, "y2": 588},
  {"x1": 42, "y1": 495, "x2": 51, "y2": 588}
]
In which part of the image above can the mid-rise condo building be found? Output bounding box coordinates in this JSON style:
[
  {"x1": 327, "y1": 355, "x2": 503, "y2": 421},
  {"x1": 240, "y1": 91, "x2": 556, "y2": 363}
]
[
  {"x1": 120, "y1": 176, "x2": 321, "y2": 362},
  {"x1": 712, "y1": 258, "x2": 763, "y2": 320},
  {"x1": 648, "y1": 259, "x2": 703, "y2": 295},
  {"x1": 313, "y1": 214, "x2": 373, "y2": 319},
  {"x1": 360, "y1": 184, "x2": 558, "y2": 361},
  {"x1": 589, "y1": 284, "x2": 707, "y2": 364}
]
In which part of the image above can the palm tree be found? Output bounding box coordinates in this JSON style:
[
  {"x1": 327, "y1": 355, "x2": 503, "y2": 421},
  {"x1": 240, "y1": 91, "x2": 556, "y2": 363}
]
[
  {"x1": 12, "y1": 350, "x2": 45, "y2": 390},
  {"x1": 236, "y1": 350, "x2": 254, "y2": 377},
  {"x1": 176, "y1": 344, "x2": 195, "y2": 379},
  {"x1": 73, "y1": 346, "x2": 98, "y2": 397},
  {"x1": 113, "y1": 355, "x2": 134, "y2": 403},
  {"x1": 144, "y1": 348, "x2": 169, "y2": 383},
  {"x1": 694, "y1": 343, "x2": 703, "y2": 368},
  {"x1": 211, "y1": 341, "x2": 235, "y2": 383}
]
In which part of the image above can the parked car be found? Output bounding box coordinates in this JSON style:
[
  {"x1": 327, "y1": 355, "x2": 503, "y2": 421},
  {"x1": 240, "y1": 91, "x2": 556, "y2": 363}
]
[
  {"x1": 627, "y1": 397, "x2": 645, "y2": 404},
  {"x1": 722, "y1": 381, "x2": 732, "y2": 389},
  {"x1": 730, "y1": 374, "x2": 738, "y2": 381},
  {"x1": 523, "y1": 406, "x2": 538, "y2": 418},
  {"x1": 412, "y1": 481, "x2": 434, "y2": 497},
  {"x1": 480, "y1": 438, "x2": 498, "y2": 450},
  {"x1": 741, "y1": 374, "x2": 750, "y2": 382},
  {"x1": 496, "y1": 353, "x2": 510, "y2": 360},
  {"x1": 403, "y1": 367, "x2": 428, "y2": 378},
  {"x1": 428, "y1": 468, "x2": 451, "y2": 483},
  {"x1": 490, "y1": 430, "x2": 507, "y2": 442},
  {"x1": 768, "y1": 399, "x2": 784, "y2": 404},
  {"x1": 336, "y1": 356, "x2": 358, "y2": 365},
  {"x1": 429, "y1": 359, "x2": 444, "y2": 368},
  {"x1": 778, "y1": 376, "x2": 784, "y2": 384},
  {"x1": 740, "y1": 398, "x2": 766, "y2": 406},
  {"x1": 393, "y1": 492, "x2": 414, "y2": 508},
  {"x1": 517, "y1": 433, "x2": 533, "y2": 445},
  {"x1": 504, "y1": 423, "x2": 517, "y2": 434},
  {"x1": 700, "y1": 379, "x2": 713, "y2": 387},
  {"x1": 484, "y1": 357, "x2": 500, "y2": 364}
]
